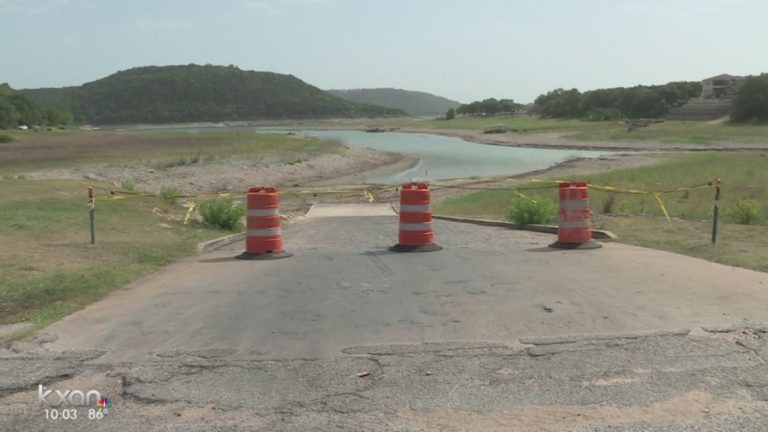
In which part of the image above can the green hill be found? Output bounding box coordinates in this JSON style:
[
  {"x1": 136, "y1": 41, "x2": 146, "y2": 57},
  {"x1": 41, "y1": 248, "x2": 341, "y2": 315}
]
[
  {"x1": 326, "y1": 88, "x2": 461, "y2": 117},
  {"x1": 21, "y1": 64, "x2": 404, "y2": 125}
]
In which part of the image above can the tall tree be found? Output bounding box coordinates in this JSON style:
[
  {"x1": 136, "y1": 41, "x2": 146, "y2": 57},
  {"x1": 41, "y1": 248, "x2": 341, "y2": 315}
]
[{"x1": 732, "y1": 74, "x2": 768, "y2": 122}]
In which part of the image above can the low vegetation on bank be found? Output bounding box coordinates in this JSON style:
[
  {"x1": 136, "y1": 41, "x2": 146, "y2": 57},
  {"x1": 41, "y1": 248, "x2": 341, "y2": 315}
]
[
  {"x1": 0, "y1": 129, "x2": 344, "y2": 174},
  {"x1": 434, "y1": 152, "x2": 768, "y2": 272}
]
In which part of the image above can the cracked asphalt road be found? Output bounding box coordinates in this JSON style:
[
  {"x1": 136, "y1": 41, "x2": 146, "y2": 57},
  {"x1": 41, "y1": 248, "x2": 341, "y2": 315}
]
[{"x1": 2, "y1": 205, "x2": 768, "y2": 431}]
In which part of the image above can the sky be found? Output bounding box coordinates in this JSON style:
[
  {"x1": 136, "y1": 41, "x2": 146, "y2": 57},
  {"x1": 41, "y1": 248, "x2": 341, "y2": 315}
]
[{"x1": 1, "y1": 0, "x2": 767, "y2": 103}]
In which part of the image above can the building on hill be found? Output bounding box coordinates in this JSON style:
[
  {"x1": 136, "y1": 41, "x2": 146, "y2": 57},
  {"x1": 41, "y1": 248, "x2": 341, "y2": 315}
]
[
  {"x1": 668, "y1": 73, "x2": 747, "y2": 121},
  {"x1": 701, "y1": 74, "x2": 745, "y2": 99}
]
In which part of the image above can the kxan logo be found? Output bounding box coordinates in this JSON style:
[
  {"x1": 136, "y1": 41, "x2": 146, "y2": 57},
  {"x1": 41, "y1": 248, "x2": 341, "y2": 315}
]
[{"x1": 38, "y1": 384, "x2": 111, "y2": 408}]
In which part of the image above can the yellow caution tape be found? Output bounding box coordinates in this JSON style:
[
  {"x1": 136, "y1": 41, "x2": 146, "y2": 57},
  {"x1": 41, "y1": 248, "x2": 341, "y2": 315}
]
[
  {"x1": 511, "y1": 189, "x2": 537, "y2": 202},
  {"x1": 91, "y1": 177, "x2": 719, "y2": 224},
  {"x1": 183, "y1": 202, "x2": 196, "y2": 225}
]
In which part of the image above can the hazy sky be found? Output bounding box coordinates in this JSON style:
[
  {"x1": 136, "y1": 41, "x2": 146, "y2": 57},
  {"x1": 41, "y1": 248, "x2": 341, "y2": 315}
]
[{"x1": 2, "y1": 0, "x2": 767, "y2": 103}]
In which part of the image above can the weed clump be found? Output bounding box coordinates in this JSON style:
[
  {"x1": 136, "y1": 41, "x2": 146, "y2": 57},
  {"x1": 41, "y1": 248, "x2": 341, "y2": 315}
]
[
  {"x1": 121, "y1": 179, "x2": 136, "y2": 192},
  {"x1": 198, "y1": 196, "x2": 245, "y2": 231},
  {"x1": 508, "y1": 195, "x2": 558, "y2": 225},
  {"x1": 728, "y1": 198, "x2": 764, "y2": 225},
  {"x1": 160, "y1": 185, "x2": 182, "y2": 206}
]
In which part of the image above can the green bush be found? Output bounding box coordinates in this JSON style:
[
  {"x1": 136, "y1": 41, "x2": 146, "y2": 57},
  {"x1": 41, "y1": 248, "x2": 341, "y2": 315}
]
[
  {"x1": 508, "y1": 195, "x2": 558, "y2": 225},
  {"x1": 160, "y1": 185, "x2": 182, "y2": 206},
  {"x1": 121, "y1": 179, "x2": 136, "y2": 192},
  {"x1": 584, "y1": 107, "x2": 623, "y2": 121},
  {"x1": 198, "y1": 197, "x2": 245, "y2": 231},
  {"x1": 727, "y1": 198, "x2": 764, "y2": 225},
  {"x1": 0, "y1": 134, "x2": 14, "y2": 143}
]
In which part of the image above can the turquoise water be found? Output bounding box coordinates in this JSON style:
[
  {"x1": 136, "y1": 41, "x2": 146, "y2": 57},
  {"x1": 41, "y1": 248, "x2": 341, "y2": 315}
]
[{"x1": 295, "y1": 130, "x2": 612, "y2": 184}]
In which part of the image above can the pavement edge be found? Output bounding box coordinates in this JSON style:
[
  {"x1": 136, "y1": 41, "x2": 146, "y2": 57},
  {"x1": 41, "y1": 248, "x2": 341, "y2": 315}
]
[{"x1": 432, "y1": 214, "x2": 618, "y2": 240}]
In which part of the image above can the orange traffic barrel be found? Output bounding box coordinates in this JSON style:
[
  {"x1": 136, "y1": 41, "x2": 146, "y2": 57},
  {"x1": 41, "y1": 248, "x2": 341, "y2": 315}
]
[
  {"x1": 236, "y1": 186, "x2": 293, "y2": 260},
  {"x1": 550, "y1": 181, "x2": 601, "y2": 249},
  {"x1": 390, "y1": 182, "x2": 442, "y2": 252}
]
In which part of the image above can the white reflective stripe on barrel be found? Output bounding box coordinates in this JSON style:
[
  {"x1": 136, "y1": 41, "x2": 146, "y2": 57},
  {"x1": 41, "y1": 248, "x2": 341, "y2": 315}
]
[
  {"x1": 247, "y1": 228, "x2": 281, "y2": 237},
  {"x1": 247, "y1": 208, "x2": 279, "y2": 217},
  {"x1": 400, "y1": 204, "x2": 430, "y2": 212},
  {"x1": 399, "y1": 223, "x2": 432, "y2": 231},
  {"x1": 559, "y1": 221, "x2": 591, "y2": 229},
  {"x1": 559, "y1": 200, "x2": 589, "y2": 210}
]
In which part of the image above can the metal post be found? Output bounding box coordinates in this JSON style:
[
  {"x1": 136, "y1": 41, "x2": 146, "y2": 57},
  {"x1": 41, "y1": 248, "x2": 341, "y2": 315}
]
[
  {"x1": 88, "y1": 186, "x2": 96, "y2": 245},
  {"x1": 711, "y1": 179, "x2": 721, "y2": 245}
]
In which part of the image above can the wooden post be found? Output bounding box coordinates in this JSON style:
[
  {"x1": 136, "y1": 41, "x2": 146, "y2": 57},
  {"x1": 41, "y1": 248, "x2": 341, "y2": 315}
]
[
  {"x1": 88, "y1": 186, "x2": 96, "y2": 245},
  {"x1": 711, "y1": 179, "x2": 721, "y2": 245}
]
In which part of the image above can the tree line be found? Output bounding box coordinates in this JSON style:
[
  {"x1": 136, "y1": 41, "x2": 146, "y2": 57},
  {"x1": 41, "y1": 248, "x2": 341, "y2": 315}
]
[
  {"x1": 455, "y1": 98, "x2": 524, "y2": 117},
  {"x1": 0, "y1": 83, "x2": 74, "y2": 129},
  {"x1": 531, "y1": 81, "x2": 702, "y2": 120}
]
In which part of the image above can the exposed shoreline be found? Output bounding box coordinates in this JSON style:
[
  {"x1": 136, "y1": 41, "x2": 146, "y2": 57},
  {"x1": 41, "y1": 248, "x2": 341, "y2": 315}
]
[
  {"x1": 23, "y1": 145, "x2": 418, "y2": 196},
  {"x1": 396, "y1": 127, "x2": 768, "y2": 152},
  {"x1": 19, "y1": 124, "x2": 713, "y2": 194}
]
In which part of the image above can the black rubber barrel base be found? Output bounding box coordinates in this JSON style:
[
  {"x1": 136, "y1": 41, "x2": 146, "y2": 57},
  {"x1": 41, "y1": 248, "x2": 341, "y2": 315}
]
[
  {"x1": 236, "y1": 251, "x2": 293, "y2": 260},
  {"x1": 389, "y1": 243, "x2": 443, "y2": 253},
  {"x1": 549, "y1": 241, "x2": 602, "y2": 250}
]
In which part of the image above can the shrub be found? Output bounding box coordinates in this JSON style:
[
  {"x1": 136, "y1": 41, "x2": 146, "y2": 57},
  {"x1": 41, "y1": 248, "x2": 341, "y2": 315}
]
[
  {"x1": 584, "y1": 107, "x2": 623, "y2": 121},
  {"x1": 160, "y1": 185, "x2": 182, "y2": 206},
  {"x1": 0, "y1": 134, "x2": 14, "y2": 143},
  {"x1": 727, "y1": 198, "x2": 764, "y2": 225},
  {"x1": 508, "y1": 195, "x2": 558, "y2": 225},
  {"x1": 198, "y1": 197, "x2": 245, "y2": 231},
  {"x1": 121, "y1": 179, "x2": 136, "y2": 192}
]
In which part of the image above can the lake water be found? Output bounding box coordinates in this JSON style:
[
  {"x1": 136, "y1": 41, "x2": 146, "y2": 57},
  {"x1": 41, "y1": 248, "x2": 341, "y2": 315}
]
[{"x1": 294, "y1": 130, "x2": 612, "y2": 184}]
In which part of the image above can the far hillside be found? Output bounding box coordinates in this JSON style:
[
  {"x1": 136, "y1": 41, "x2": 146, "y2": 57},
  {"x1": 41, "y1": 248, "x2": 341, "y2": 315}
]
[
  {"x1": 0, "y1": 83, "x2": 73, "y2": 129},
  {"x1": 21, "y1": 64, "x2": 404, "y2": 125},
  {"x1": 327, "y1": 88, "x2": 461, "y2": 117}
]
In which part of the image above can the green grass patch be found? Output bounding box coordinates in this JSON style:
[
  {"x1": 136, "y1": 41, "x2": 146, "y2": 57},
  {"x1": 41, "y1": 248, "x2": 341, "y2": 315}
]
[
  {"x1": 433, "y1": 151, "x2": 768, "y2": 272},
  {"x1": 0, "y1": 179, "x2": 229, "y2": 326},
  {"x1": 591, "y1": 216, "x2": 768, "y2": 273},
  {"x1": 567, "y1": 121, "x2": 768, "y2": 144}
]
